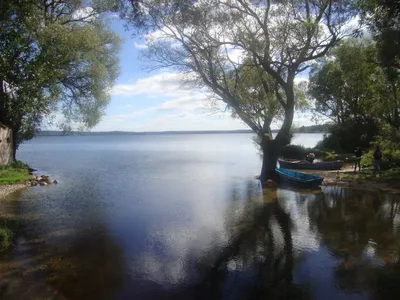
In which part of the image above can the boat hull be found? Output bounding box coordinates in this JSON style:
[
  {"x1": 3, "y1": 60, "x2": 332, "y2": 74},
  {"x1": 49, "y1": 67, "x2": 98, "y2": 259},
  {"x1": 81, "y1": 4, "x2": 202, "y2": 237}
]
[
  {"x1": 279, "y1": 160, "x2": 343, "y2": 170},
  {"x1": 275, "y1": 168, "x2": 324, "y2": 188}
]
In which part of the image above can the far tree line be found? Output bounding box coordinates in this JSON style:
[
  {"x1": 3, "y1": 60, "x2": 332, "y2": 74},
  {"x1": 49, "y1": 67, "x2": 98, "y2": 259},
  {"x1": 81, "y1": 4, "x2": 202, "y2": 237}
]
[{"x1": 1, "y1": 0, "x2": 399, "y2": 178}]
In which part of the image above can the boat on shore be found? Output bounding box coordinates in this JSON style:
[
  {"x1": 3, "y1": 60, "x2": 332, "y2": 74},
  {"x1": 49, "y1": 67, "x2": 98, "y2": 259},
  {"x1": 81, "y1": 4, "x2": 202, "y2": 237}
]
[
  {"x1": 275, "y1": 168, "x2": 324, "y2": 188},
  {"x1": 278, "y1": 159, "x2": 344, "y2": 170}
]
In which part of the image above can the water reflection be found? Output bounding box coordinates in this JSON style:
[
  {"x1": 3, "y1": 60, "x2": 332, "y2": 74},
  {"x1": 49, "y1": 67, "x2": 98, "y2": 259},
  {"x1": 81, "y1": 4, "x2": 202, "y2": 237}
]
[
  {"x1": 170, "y1": 184, "x2": 400, "y2": 300},
  {"x1": 189, "y1": 185, "x2": 308, "y2": 300},
  {"x1": 2, "y1": 182, "x2": 400, "y2": 299},
  {"x1": 0, "y1": 187, "x2": 125, "y2": 300},
  {"x1": 309, "y1": 187, "x2": 400, "y2": 299}
]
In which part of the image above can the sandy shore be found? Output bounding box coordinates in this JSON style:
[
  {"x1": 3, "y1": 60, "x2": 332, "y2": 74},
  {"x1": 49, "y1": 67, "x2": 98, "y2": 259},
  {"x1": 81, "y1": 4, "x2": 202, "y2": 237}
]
[{"x1": 0, "y1": 184, "x2": 28, "y2": 199}]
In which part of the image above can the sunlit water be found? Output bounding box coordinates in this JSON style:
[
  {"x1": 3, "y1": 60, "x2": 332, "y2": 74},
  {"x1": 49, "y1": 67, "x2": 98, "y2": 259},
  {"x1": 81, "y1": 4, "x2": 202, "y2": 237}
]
[{"x1": 1, "y1": 133, "x2": 400, "y2": 300}]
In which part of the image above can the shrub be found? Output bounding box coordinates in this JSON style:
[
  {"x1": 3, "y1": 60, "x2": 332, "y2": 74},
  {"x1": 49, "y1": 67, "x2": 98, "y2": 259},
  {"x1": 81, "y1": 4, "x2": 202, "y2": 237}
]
[
  {"x1": 362, "y1": 149, "x2": 400, "y2": 170},
  {"x1": 315, "y1": 120, "x2": 379, "y2": 153},
  {"x1": 365, "y1": 124, "x2": 400, "y2": 169},
  {"x1": 280, "y1": 144, "x2": 310, "y2": 159},
  {"x1": 11, "y1": 160, "x2": 28, "y2": 169}
]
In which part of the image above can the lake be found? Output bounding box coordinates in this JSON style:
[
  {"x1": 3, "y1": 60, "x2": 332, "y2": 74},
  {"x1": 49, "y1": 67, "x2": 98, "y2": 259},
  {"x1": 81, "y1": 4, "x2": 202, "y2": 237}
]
[{"x1": 1, "y1": 133, "x2": 400, "y2": 300}]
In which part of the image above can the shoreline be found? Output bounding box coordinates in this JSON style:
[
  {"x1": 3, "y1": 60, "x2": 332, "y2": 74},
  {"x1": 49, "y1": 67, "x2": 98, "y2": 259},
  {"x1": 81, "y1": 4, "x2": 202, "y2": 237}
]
[
  {"x1": 302, "y1": 166, "x2": 400, "y2": 194},
  {"x1": 0, "y1": 183, "x2": 28, "y2": 199}
]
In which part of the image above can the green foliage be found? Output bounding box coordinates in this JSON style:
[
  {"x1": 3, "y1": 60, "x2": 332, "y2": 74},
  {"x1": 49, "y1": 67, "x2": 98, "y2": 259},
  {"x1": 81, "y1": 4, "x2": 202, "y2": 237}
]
[
  {"x1": 280, "y1": 145, "x2": 310, "y2": 160},
  {"x1": 359, "y1": 0, "x2": 400, "y2": 74},
  {"x1": 226, "y1": 64, "x2": 283, "y2": 133},
  {"x1": 10, "y1": 160, "x2": 28, "y2": 169},
  {"x1": 323, "y1": 151, "x2": 337, "y2": 161},
  {"x1": 0, "y1": 161, "x2": 30, "y2": 185},
  {"x1": 295, "y1": 124, "x2": 331, "y2": 133},
  {"x1": 315, "y1": 121, "x2": 379, "y2": 153},
  {"x1": 0, "y1": 222, "x2": 14, "y2": 252},
  {"x1": 309, "y1": 40, "x2": 383, "y2": 125},
  {"x1": 380, "y1": 149, "x2": 400, "y2": 169},
  {"x1": 363, "y1": 124, "x2": 400, "y2": 169},
  {"x1": 0, "y1": 0, "x2": 121, "y2": 152},
  {"x1": 309, "y1": 39, "x2": 400, "y2": 152}
]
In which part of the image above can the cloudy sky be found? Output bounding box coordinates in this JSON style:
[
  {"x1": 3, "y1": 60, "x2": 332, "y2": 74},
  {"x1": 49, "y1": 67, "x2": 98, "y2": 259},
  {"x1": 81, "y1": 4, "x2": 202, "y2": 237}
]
[{"x1": 91, "y1": 18, "x2": 313, "y2": 132}]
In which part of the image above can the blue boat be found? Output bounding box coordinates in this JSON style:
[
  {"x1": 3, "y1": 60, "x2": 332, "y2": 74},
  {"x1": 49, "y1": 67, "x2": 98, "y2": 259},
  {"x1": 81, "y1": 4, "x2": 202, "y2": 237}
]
[
  {"x1": 275, "y1": 168, "x2": 324, "y2": 188},
  {"x1": 279, "y1": 159, "x2": 343, "y2": 170}
]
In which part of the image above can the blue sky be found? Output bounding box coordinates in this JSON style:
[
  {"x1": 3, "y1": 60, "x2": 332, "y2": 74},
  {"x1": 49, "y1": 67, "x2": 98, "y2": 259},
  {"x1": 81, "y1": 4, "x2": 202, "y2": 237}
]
[{"x1": 91, "y1": 18, "x2": 313, "y2": 132}]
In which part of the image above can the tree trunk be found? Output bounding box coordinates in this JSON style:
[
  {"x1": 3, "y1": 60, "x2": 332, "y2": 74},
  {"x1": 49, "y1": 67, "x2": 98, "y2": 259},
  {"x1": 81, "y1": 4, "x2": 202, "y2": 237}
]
[
  {"x1": 259, "y1": 136, "x2": 279, "y2": 182},
  {"x1": 11, "y1": 127, "x2": 18, "y2": 162}
]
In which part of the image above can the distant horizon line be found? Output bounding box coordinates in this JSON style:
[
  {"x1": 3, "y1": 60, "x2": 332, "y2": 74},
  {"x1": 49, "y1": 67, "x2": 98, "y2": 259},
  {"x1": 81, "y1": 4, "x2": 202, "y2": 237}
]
[
  {"x1": 38, "y1": 125, "x2": 328, "y2": 135},
  {"x1": 39, "y1": 129, "x2": 257, "y2": 135}
]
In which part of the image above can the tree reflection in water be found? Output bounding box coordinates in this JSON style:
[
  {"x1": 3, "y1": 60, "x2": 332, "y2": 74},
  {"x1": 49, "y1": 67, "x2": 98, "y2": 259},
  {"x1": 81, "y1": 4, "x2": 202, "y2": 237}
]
[
  {"x1": 308, "y1": 187, "x2": 400, "y2": 299},
  {"x1": 180, "y1": 184, "x2": 400, "y2": 300},
  {"x1": 185, "y1": 181, "x2": 310, "y2": 300},
  {"x1": 3, "y1": 181, "x2": 400, "y2": 299}
]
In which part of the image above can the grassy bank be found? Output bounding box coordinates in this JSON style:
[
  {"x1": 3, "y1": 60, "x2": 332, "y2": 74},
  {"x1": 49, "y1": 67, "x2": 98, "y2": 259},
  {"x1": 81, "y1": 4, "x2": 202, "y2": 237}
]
[
  {"x1": 0, "y1": 161, "x2": 31, "y2": 185},
  {"x1": 342, "y1": 168, "x2": 400, "y2": 189}
]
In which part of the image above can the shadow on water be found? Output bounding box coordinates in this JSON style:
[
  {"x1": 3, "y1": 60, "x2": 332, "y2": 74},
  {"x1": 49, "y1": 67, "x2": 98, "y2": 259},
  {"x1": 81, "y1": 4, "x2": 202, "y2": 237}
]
[
  {"x1": 169, "y1": 184, "x2": 400, "y2": 300},
  {"x1": 186, "y1": 184, "x2": 309, "y2": 300},
  {"x1": 2, "y1": 182, "x2": 400, "y2": 299},
  {"x1": 0, "y1": 186, "x2": 125, "y2": 300},
  {"x1": 309, "y1": 187, "x2": 400, "y2": 299}
]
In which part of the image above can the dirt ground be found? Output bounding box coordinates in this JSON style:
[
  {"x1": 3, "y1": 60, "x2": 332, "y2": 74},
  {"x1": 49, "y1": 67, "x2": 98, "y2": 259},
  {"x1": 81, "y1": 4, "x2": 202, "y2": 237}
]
[
  {"x1": 300, "y1": 166, "x2": 400, "y2": 194},
  {"x1": 0, "y1": 184, "x2": 27, "y2": 200}
]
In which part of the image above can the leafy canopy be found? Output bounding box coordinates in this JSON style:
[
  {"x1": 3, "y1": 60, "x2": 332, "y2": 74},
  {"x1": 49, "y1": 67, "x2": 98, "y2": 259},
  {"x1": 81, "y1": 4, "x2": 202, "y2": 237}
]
[
  {"x1": 121, "y1": 0, "x2": 359, "y2": 144},
  {"x1": 0, "y1": 0, "x2": 121, "y2": 148},
  {"x1": 310, "y1": 39, "x2": 400, "y2": 151},
  {"x1": 359, "y1": 0, "x2": 400, "y2": 74}
]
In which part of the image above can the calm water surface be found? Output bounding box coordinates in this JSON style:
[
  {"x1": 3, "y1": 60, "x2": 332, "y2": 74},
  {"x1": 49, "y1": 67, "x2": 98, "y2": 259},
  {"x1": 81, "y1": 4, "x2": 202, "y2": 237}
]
[{"x1": 1, "y1": 133, "x2": 400, "y2": 300}]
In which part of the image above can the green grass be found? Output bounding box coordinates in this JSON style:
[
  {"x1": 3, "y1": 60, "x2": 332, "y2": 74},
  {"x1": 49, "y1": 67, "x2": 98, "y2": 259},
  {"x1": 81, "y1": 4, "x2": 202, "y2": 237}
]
[
  {"x1": 342, "y1": 168, "x2": 400, "y2": 188},
  {"x1": 0, "y1": 222, "x2": 14, "y2": 251},
  {"x1": 0, "y1": 161, "x2": 31, "y2": 185}
]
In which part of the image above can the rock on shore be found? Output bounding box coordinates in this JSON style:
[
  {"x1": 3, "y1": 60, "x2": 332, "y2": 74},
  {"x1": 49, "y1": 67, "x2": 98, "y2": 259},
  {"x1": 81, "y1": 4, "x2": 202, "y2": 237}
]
[
  {"x1": 28, "y1": 175, "x2": 59, "y2": 187},
  {"x1": 0, "y1": 174, "x2": 59, "y2": 200}
]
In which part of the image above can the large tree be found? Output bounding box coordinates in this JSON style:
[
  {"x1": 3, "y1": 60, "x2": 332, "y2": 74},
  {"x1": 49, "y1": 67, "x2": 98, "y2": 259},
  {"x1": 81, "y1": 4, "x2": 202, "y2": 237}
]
[
  {"x1": 359, "y1": 0, "x2": 400, "y2": 74},
  {"x1": 121, "y1": 0, "x2": 359, "y2": 180},
  {"x1": 0, "y1": 0, "x2": 121, "y2": 159},
  {"x1": 309, "y1": 39, "x2": 400, "y2": 151}
]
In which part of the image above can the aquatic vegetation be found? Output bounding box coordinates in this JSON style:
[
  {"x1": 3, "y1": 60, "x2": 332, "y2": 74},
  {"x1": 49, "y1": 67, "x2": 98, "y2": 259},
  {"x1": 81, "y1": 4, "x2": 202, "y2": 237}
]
[{"x1": 0, "y1": 222, "x2": 13, "y2": 251}]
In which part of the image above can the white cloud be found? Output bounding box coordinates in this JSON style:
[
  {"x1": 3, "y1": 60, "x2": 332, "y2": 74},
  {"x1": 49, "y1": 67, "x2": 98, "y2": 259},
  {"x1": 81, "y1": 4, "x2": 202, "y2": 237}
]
[
  {"x1": 72, "y1": 7, "x2": 96, "y2": 21},
  {"x1": 111, "y1": 72, "x2": 195, "y2": 97},
  {"x1": 134, "y1": 42, "x2": 148, "y2": 49},
  {"x1": 111, "y1": 94, "x2": 209, "y2": 120},
  {"x1": 119, "y1": 104, "x2": 133, "y2": 109},
  {"x1": 102, "y1": 68, "x2": 319, "y2": 132},
  {"x1": 93, "y1": 109, "x2": 249, "y2": 132},
  {"x1": 103, "y1": 71, "x2": 214, "y2": 130},
  {"x1": 136, "y1": 111, "x2": 249, "y2": 132},
  {"x1": 294, "y1": 76, "x2": 309, "y2": 84}
]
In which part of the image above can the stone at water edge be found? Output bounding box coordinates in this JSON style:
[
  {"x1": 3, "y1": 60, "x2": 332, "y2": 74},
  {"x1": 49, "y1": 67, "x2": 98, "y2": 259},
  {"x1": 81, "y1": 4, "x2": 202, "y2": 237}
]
[
  {"x1": 45, "y1": 177, "x2": 54, "y2": 184},
  {"x1": 36, "y1": 176, "x2": 42, "y2": 181},
  {"x1": 53, "y1": 180, "x2": 59, "y2": 184},
  {"x1": 39, "y1": 181, "x2": 47, "y2": 186}
]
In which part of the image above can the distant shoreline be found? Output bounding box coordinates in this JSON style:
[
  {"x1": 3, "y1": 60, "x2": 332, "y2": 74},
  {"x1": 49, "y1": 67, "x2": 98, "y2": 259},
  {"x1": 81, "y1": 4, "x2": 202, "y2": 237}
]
[
  {"x1": 38, "y1": 126, "x2": 329, "y2": 136},
  {"x1": 38, "y1": 130, "x2": 326, "y2": 136}
]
